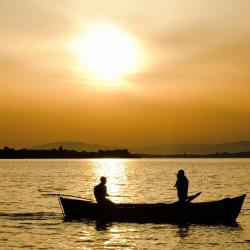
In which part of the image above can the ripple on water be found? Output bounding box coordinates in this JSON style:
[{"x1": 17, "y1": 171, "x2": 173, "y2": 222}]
[{"x1": 0, "y1": 159, "x2": 249, "y2": 250}]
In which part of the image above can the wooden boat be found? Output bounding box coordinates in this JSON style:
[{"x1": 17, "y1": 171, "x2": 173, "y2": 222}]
[{"x1": 58, "y1": 194, "x2": 246, "y2": 224}]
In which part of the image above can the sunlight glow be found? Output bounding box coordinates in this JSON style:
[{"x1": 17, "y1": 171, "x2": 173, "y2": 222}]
[
  {"x1": 71, "y1": 22, "x2": 143, "y2": 83},
  {"x1": 90, "y1": 159, "x2": 128, "y2": 202}
]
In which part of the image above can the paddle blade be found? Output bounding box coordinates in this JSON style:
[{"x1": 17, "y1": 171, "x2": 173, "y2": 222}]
[{"x1": 187, "y1": 192, "x2": 202, "y2": 202}]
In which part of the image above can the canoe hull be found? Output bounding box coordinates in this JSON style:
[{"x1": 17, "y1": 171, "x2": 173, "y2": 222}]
[{"x1": 59, "y1": 194, "x2": 246, "y2": 224}]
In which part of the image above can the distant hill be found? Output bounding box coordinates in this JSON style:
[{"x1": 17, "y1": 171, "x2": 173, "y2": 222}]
[
  {"x1": 130, "y1": 141, "x2": 250, "y2": 155},
  {"x1": 31, "y1": 140, "x2": 250, "y2": 155},
  {"x1": 31, "y1": 141, "x2": 120, "y2": 152}
]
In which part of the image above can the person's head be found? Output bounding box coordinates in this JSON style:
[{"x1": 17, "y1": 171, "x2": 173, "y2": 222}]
[
  {"x1": 100, "y1": 176, "x2": 107, "y2": 184},
  {"x1": 177, "y1": 169, "x2": 185, "y2": 178}
]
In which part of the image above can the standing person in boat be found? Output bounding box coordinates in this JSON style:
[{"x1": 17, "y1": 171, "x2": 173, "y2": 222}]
[
  {"x1": 174, "y1": 169, "x2": 189, "y2": 203},
  {"x1": 94, "y1": 176, "x2": 113, "y2": 205}
]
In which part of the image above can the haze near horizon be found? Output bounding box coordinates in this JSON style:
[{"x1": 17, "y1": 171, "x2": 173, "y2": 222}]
[{"x1": 1, "y1": 0, "x2": 250, "y2": 148}]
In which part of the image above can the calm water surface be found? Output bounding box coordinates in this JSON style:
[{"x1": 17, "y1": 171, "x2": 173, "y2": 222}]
[{"x1": 0, "y1": 159, "x2": 250, "y2": 249}]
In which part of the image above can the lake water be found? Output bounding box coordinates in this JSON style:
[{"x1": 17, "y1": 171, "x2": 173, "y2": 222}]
[{"x1": 0, "y1": 159, "x2": 250, "y2": 249}]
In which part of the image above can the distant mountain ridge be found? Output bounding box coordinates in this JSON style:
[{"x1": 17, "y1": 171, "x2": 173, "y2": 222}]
[{"x1": 31, "y1": 141, "x2": 250, "y2": 155}]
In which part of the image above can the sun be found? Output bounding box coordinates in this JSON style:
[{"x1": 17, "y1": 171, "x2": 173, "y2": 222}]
[{"x1": 71, "y1": 22, "x2": 141, "y2": 82}]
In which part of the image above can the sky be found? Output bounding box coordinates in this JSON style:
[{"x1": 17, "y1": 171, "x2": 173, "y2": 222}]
[{"x1": 0, "y1": 0, "x2": 250, "y2": 148}]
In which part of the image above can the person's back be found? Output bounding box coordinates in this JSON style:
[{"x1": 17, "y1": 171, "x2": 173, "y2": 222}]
[
  {"x1": 175, "y1": 170, "x2": 189, "y2": 203},
  {"x1": 94, "y1": 181, "x2": 107, "y2": 203}
]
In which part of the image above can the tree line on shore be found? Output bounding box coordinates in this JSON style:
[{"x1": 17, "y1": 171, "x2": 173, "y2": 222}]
[
  {"x1": 139, "y1": 151, "x2": 250, "y2": 158},
  {"x1": 0, "y1": 146, "x2": 139, "y2": 159},
  {"x1": 1, "y1": 146, "x2": 250, "y2": 158}
]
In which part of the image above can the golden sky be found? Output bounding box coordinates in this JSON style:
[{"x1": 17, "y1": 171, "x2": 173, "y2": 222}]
[{"x1": 0, "y1": 0, "x2": 250, "y2": 148}]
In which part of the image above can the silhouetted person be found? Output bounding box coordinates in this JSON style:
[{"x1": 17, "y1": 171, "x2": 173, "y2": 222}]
[
  {"x1": 174, "y1": 170, "x2": 189, "y2": 203},
  {"x1": 94, "y1": 176, "x2": 113, "y2": 205}
]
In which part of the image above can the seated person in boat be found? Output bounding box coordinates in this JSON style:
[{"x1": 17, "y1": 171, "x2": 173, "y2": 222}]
[
  {"x1": 174, "y1": 169, "x2": 189, "y2": 203},
  {"x1": 94, "y1": 176, "x2": 113, "y2": 205}
]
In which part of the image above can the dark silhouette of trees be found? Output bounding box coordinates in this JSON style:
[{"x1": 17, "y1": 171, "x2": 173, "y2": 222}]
[
  {"x1": 0, "y1": 147, "x2": 139, "y2": 159},
  {"x1": 139, "y1": 151, "x2": 250, "y2": 158},
  {"x1": 1, "y1": 146, "x2": 250, "y2": 159}
]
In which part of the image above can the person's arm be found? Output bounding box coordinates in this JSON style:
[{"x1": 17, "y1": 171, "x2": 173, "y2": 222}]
[{"x1": 174, "y1": 179, "x2": 178, "y2": 188}]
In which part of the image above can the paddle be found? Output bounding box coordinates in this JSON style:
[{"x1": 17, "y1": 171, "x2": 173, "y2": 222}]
[{"x1": 186, "y1": 192, "x2": 202, "y2": 202}]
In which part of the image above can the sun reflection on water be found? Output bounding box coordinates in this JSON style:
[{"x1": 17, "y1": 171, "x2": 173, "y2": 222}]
[{"x1": 89, "y1": 159, "x2": 128, "y2": 203}]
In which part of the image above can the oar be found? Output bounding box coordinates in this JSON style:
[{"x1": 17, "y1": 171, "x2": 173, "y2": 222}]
[
  {"x1": 58, "y1": 194, "x2": 132, "y2": 200},
  {"x1": 186, "y1": 192, "x2": 202, "y2": 202}
]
